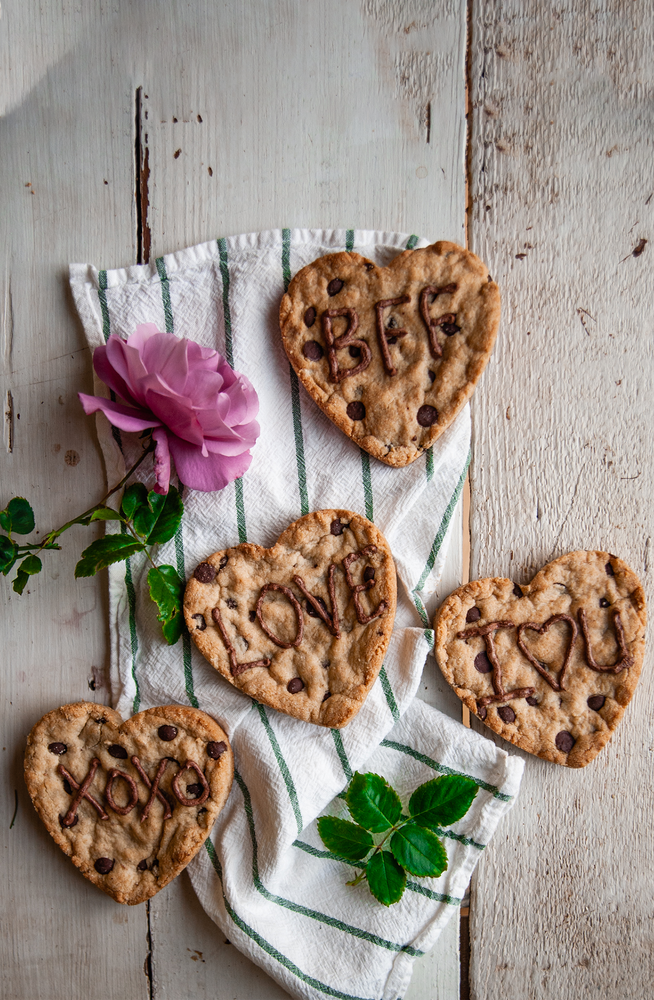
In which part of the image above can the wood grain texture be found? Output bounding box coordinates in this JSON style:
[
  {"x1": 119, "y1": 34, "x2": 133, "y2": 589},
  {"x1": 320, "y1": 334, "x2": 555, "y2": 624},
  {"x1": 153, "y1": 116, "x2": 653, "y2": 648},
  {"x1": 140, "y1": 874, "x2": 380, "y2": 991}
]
[
  {"x1": 467, "y1": 2, "x2": 654, "y2": 997},
  {"x1": 0, "y1": 4, "x2": 148, "y2": 998}
]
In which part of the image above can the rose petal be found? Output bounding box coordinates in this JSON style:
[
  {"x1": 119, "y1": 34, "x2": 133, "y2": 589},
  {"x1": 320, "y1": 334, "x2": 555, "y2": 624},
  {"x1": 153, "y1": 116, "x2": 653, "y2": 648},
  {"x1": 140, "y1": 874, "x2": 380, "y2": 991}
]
[
  {"x1": 152, "y1": 427, "x2": 171, "y2": 494},
  {"x1": 78, "y1": 393, "x2": 159, "y2": 432},
  {"x1": 92, "y1": 345, "x2": 135, "y2": 404},
  {"x1": 169, "y1": 436, "x2": 253, "y2": 492}
]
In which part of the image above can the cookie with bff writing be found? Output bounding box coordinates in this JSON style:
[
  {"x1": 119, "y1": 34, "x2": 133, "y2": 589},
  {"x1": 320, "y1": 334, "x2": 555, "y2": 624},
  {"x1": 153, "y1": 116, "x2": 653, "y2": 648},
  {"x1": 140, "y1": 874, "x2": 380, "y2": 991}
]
[
  {"x1": 184, "y1": 509, "x2": 396, "y2": 728},
  {"x1": 279, "y1": 241, "x2": 500, "y2": 466},
  {"x1": 434, "y1": 551, "x2": 646, "y2": 767},
  {"x1": 24, "y1": 702, "x2": 233, "y2": 904}
]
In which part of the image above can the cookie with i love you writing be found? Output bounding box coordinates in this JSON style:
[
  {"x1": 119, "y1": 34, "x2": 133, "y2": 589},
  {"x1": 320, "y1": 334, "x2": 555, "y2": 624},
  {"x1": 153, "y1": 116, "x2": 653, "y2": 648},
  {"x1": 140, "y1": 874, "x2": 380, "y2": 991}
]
[
  {"x1": 183, "y1": 509, "x2": 396, "y2": 728},
  {"x1": 24, "y1": 702, "x2": 233, "y2": 903},
  {"x1": 434, "y1": 551, "x2": 647, "y2": 767},
  {"x1": 279, "y1": 241, "x2": 499, "y2": 466}
]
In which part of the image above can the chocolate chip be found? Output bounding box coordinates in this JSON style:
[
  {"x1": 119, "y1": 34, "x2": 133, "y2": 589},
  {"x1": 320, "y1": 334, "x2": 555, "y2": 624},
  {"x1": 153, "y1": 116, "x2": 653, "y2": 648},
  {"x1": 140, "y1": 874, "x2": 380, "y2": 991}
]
[
  {"x1": 417, "y1": 405, "x2": 438, "y2": 427},
  {"x1": 192, "y1": 613, "x2": 207, "y2": 630},
  {"x1": 303, "y1": 340, "x2": 323, "y2": 361},
  {"x1": 363, "y1": 566, "x2": 375, "y2": 582},
  {"x1": 306, "y1": 596, "x2": 328, "y2": 618},
  {"x1": 207, "y1": 741, "x2": 227, "y2": 759},
  {"x1": 248, "y1": 610, "x2": 256, "y2": 622},
  {"x1": 63, "y1": 779, "x2": 72, "y2": 795},
  {"x1": 526, "y1": 696, "x2": 538, "y2": 706},
  {"x1": 428, "y1": 370, "x2": 436, "y2": 383},
  {"x1": 158, "y1": 725, "x2": 178, "y2": 742},
  {"x1": 587, "y1": 695, "x2": 606, "y2": 712},
  {"x1": 287, "y1": 678, "x2": 304, "y2": 694},
  {"x1": 48, "y1": 742, "x2": 67, "y2": 755},
  {"x1": 327, "y1": 278, "x2": 344, "y2": 296},
  {"x1": 219, "y1": 555, "x2": 229, "y2": 569},
  {"x1": 441, "y1": 322, "x2": 461, "y2": 336},
  {"x1": 322, "y1": 692, "x2": 331, "y2": 701},
  {"x1": 605, "y1": 561, "x2": 614, "y2": 576},
  {"x1": 497, "y1": 706, "x2": 516, "y2": 724},
  {"x1": 322, "y1": 660, "x2": 331, "y2": 668},
  {"x1": 346, "y1": 401, "x2": 366, "y2": 421},
  {"x1": 513, "y1": 583, "x2": 524, "y2": 598},
  {"x1": 599, "y1": 597, "x2": 610, "y2": 608},
  {"x1": 387, "y1": 336, "x2": 398, "y2": 345},
  {"x1": 555, "y1": 731, "x2": 575, "y2": 753},
  {"x1": 386, "y1": 316, "x2": 398, "y2": 329},
  {"x1": 466, "y1": 607, "x2": 481, "y2": 623},
  {"x1": 330, "y1": 518, "x2": 343, "y2": 536},
  {"x1": 474, "y1": 651, "x2": 493, "y2": 674},
  {"x1": 59, "y1": 813, "x2": 77, "y2": 828},
  {"x1": 94, "y1": 858, "x2": 115, "y2": 875},
  {"x1": 96, "y1": 718, "x2": 107, "y2": 724},
  {"x1": 348, "y1": 345, "x2": 361, "y2": 358},
  {"x1": 194, "y1": 562, "x2": 216, "y2": 584},
  {"x1": 304, "y1": 306, "x2": 317, "y2": 327},
  {"x1": 108, "y1": 744, "x2": 128, "y2": 759},
  {"x1": 364, "y1": 262, "x2": 374, "y2": 271},
  {"x1": 137, "y1": 859, "x2": 149, "y2": 871},
  {"x1": 186, "y1": 783, "x2": 203, "y2": 798},
  {"x1": 477, "y1": 706, "x2": 487, "y2": 720},
  {"x1": 226, "y1": 597, "x2": 238, "y2": 610}
]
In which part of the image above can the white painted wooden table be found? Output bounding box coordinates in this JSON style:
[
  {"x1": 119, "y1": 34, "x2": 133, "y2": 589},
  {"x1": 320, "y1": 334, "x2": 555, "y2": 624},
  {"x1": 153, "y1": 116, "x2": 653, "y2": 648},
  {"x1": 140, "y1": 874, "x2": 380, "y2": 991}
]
[{"x1": 1, "y1": 2, "x2": 652, "y2": 999}]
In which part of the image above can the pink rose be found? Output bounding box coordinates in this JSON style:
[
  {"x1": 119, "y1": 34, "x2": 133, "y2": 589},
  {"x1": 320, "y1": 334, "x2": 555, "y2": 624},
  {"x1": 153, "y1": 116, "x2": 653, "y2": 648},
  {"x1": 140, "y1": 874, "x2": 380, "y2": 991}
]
[{"x1": 79, "y1": 324, "x2": 260, "y2": 493}]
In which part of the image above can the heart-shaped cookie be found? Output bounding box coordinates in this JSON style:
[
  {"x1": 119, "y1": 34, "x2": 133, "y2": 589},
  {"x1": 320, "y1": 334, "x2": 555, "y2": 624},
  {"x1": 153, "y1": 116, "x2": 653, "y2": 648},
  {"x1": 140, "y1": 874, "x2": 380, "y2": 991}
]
[
  {"x1": 183, "y1": 509, "x2": 396, "y2": 727},
  {"x1": 279, "y1": 241, "x2": 499, "y2": 466},
  {"x1": 434, "y1": 551, "x2": 647, "y2": 767},
  {"x1": 24, "y1": 703, "x2": 233, "y2": 903}
]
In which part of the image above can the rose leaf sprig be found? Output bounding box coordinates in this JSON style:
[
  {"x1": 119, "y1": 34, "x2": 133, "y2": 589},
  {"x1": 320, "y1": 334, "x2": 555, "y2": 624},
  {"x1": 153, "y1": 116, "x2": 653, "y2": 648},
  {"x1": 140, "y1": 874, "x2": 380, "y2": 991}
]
[
  {"x1": 0, "y1": 324, "x2": 261, "y2": 645},
  {"x1": 317, "y1": 771, "x2": 478, "y2": 906}
]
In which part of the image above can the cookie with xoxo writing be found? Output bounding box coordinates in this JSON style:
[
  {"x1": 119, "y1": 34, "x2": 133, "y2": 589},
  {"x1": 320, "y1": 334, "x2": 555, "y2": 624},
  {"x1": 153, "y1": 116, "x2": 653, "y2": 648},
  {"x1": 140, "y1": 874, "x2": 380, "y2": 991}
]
[
  {"x1": 184, "y1": 509, "x2": 396, "y2": 727},
  {"x1": 279, "y1": 241, "x2": 500, "y2": 466},
  {"x1": 24, "y1": 702, "x2": 233, "y2": 903},
  {"x1": 434, "y1": 551, "x2": 646, "y2": 767}
]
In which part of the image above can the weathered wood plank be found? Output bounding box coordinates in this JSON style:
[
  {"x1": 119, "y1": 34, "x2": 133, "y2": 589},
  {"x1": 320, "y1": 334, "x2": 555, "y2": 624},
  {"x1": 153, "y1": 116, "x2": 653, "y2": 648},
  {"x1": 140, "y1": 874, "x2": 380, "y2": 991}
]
[
  {"x1": 139, "y1": 2, "x2": 467, "y2": 997},
  {"x1": 0, "y1": 9, "x2": 148, "y2": 998},
  {"x1": 468, "y1": 2, "x2": 654, "y2": 997}
]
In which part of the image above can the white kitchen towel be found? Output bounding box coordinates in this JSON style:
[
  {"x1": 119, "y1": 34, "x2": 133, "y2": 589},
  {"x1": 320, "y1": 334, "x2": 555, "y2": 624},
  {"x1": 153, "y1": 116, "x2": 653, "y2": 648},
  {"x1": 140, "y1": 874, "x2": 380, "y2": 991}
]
[{"x1": 70, "y1": 228, "x2": 522, "y2": 1000}]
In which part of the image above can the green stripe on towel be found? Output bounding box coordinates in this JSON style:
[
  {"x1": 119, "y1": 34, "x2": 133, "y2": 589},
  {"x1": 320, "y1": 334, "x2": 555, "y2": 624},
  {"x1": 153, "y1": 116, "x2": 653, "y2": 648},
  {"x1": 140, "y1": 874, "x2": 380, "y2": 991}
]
[{"x1": 379, "y1": 739, "x2": 512, "y2": 801}]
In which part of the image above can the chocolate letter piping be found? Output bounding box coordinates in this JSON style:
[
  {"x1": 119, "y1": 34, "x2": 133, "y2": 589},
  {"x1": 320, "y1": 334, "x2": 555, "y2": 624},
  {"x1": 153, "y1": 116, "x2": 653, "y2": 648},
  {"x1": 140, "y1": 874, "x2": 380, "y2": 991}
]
[
  {"x1": 516, "y1": 614, "x2": 578, "y2": 691},
  {"x1": 256, "y1": 583, "x2": 305, "y2": 649},
  {"x1": 172, "y1": 761, "x2": 210, "y2": 807},
  {"x1": 58, "y1": 758, "x2": 109, "y2": 827},
  {"x1": 131, "y1": 756, "x2": 172, "y2": 822},
  {"x1": 456, "y1": 621, "x2": 535, "y2": 708},
  {"x1": 343, "y1": 546, "x2": 388, "y2": 624},
  {"x1": 211, "y1": 606, "x2": 271, "y2": 676},
  {"x1": 419, "y1": 284, "x2": 458, "y2": 359},
  {"x1": 374, "y1": 296, "x2": 410, "y2": 376},
  {"x1": 292, "y1": 565, "x2": 341, "y2": 637},
  {"x1": 105, "y1": 768, "x2": 139, "y2": 816},
  {"x1": 321, "y1": 308, "x2": 372, "y2": 382},
  {"x1": 578, "y1": 607, "x2": 634, "y2": 674}
]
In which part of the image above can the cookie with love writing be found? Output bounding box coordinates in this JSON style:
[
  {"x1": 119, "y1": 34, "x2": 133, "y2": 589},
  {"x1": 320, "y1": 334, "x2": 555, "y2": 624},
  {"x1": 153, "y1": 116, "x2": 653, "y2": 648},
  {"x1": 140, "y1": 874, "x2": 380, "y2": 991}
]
[
  {"x1": 434, "y1": 551, "x2": 646, "y2": 767},
  {"x1": 184, "y1": 509, "x2": 396, "y2": 727},
  {"x1": 24, "y1": 702, "x2": 233, "y2": 903},
  {"x1": 279, "y1": 241, "x2": 499, "y2": 466}
]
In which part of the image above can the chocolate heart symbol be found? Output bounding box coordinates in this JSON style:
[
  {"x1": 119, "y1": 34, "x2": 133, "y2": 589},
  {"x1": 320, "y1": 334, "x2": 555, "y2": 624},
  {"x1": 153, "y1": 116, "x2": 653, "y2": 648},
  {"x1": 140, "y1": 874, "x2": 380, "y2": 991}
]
[
  {"x1": 279, "y1": 241, "x2": 500, "y2": 466},
  {"x1": 434, "y1": 551, "x2": 646, "y2": 767},
  {"x1": 184, "y1": 509, "x2": 396, "y2": 727},
  {"x1": 516, "y1": 614, "x2": 578, "y2": 691},
  {"x1": 24, "y1": 703, "x2": 233, "y2": 903}
]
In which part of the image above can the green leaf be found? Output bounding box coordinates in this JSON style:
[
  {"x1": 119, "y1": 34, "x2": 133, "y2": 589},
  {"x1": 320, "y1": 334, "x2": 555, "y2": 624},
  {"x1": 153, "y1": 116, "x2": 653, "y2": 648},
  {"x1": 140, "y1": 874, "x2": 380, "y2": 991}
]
[
  {"x1": 366, "y1": 850, "x2": 406, "y2": 906},
  {"x1": 74, "y1": 536, "x2": 145, "y2": 577},
  {"x1": 12, "y1": 570, "x2": 30, "y2": 595},
  {"x1": 120, "y1": 483, "x2": 148, "y2": 521},
  {"x1": 7, "y1": 497, "x2": 35, "y2": 535},
  {"x1": 408, "y1": 775, "x2": 478, "y2": 831},
  {"x1": 317, "y1": 816, "x2": 374, "y2": 862},
  {"x1": 0, "y1": 535, "x2": 18, "y2": 574},
  {"x1": 89, "y1": 506, "x2": 124, "y2": 523},
  {"x1": 146, "y1": 486, "x2": 184, "y2": 545},
  {"x1": 148, "y1": 565, "x2": 184, "y2": 622},
  {"x1": 18, "y1": 554, "x2": 42, "y2": 576},
  {"x1": 346, "y1": 772, "x2": 402, "y2": 833},
  {"x1": 390, "y1": 823, "x2": 448, "y2": 878},
  {"x1": 161, "y1": 609, "x2": 185, "y2": 645},
  {"x1": 0, "y1": 510, "x2": 10, "y2": 532}
]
